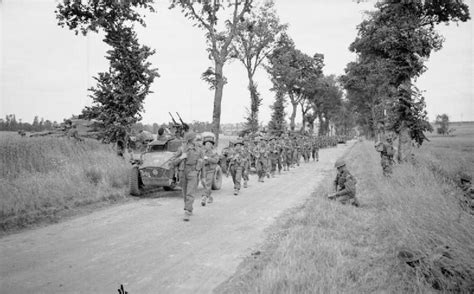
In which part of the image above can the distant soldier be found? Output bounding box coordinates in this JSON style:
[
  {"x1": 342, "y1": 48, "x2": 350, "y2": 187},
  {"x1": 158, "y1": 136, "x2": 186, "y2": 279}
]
[
  {"x1": 459, "y1": 172, "x2": 474, "y2": 211},
  {"x1": 283, "y1": 139, "x2": 292, "y2": 171},
  {"x1": 228, "y1": 138, "x2": 247, "y2": 195},
  {"x1": 328, "y1": 159, "x2": 359, "y2": 207},
  {"x1": 116, "y1": 139, "x2": 125, "y2": 157},
  {"x1": 375, "y1": 136, "x2": 396, "y2": 176},
  {"x1": 241, "y1": 139, "x2": 251, "y2": 188},
  {"x1": 200, "y1": 132, "x2": 220, "y2": 206},
  {"x1": 312, "y1": 137, "x2": 319, "y2": 162},
  {"x1": 67, "y1": 124, "x2": 83, "y2": 142},
  {"x1": 17, "y1": 130, "x2": 26, "y2": 137},
  {"x1": 268, "y1": 137, "x2": 279, "y2": 177},
  {"x1": 171, "y1": 132, "x2": 204, "y2": 221},
  {"x1": 156, "y1": 127, "x2": 167, "y2": 141},
  {"x1": 255, "y1": 138, "x2": 268, "y2": 182}
]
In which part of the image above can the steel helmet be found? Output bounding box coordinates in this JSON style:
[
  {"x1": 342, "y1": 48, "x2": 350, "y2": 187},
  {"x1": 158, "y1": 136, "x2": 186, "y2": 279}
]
[
  {"x1": 201, "y1": 131, "x2": 216, "y2": 145},
  {"x1": 234, "y1": 138, "x2": 244, "y2": 146},
  {"x1": 334, "y1": 159, "x2": 346, "y2": 168}
]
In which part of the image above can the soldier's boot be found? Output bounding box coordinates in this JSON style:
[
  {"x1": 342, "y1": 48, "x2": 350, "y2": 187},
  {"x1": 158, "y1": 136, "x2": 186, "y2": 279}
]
[
  {"x1": 183, "y1": 210, "x2": 192, "y2": 221},
  {"x1": 351, "y1": 198, "x2": 360, "y2": 207},
  {"x1": 233, "y1": 189, "x2": 239, "y2": 196},
  {"x1": 266, "y1": 172, "x2": 270, "y2": 178},
  {"x1": 207, "y1": 196, "x2": 214, "y2": 204},
  {"x1": 201, "y1": 196, "x2": 207, "y2": 206},
  {"x1": 243, "y1": 181, "x2": 248, "y2": 188}
]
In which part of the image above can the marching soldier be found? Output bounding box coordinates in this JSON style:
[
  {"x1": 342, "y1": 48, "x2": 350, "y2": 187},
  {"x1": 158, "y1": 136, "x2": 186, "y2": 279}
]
[
  {"x1": 283, "y1": 139, "x2": 293, "y2": 171},
  {"x1": 200, "y1": 132, "x2": 220, "y2": 206},
  {"x1": 242, "y1": 139, "x2": 251, "y2": 188},
  {"x1": 268, "y1": 137, "x2": 279, "y2": 177},
  {"x1": 171, "y1": 132, "x2": 204, "y2": 221},
  {"x1": 255, "y1": 138, "x2": 268, "y2": 182},
  {"x1": 328, "y1": 159, "x2": 359, "y2": 207},
  {"x1": 228, "y1": 138, "x2": 247, "y2": 195}
]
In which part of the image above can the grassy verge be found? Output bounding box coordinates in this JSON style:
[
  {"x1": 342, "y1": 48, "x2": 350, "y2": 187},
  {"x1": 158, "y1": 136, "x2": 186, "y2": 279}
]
[
  {"x1": 215, "y1": 140, "x2": 474, "y2": 293},
  {"x1": 0, "y1": 134, "x2": 130, "y2": 232}
]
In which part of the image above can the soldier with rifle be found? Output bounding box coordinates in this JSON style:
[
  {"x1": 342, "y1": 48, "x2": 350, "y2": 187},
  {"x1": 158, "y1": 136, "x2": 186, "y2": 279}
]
[
  {"x1": 228, "y1": 138, "x2": 248, "y2": 195},
  {"x1": 171, "y1": 132, "x2": 204, "y2": 221},
  {"x1": 328, "y1": 159, "x2": 359, "y2": 207},
  {"x1": 200, "y1": 132, "x2": 220, "y2": 206}
]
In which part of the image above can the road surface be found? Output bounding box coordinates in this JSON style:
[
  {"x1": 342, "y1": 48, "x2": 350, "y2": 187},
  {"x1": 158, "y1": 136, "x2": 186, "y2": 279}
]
[{"x1": 0, "y1": 143, "x2": 352, "y2": 293}]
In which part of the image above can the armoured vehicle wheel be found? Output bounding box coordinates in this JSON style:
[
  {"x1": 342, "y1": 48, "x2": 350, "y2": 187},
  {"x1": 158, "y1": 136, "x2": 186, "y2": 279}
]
[
  {"x1": 211, "y1": 166, "x2": 223, "y2": 190},
  {"x1": 163, "y1": 184, "x2": 177, "y2": 191},
  {"x1": 129, "y1": 167, "x2": 142, "y2": 196}
]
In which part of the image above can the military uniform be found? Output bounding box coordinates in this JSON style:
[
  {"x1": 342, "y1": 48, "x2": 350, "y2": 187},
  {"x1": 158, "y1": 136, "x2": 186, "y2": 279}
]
[
  {"x1": 255, "y1": 141, "x2": 268, "y2": 182},
  {"x1": 172, "y1": 133, "x2": 204, "y2": 221},
  {"x1": 201, "y1": 136, "x2": 220, "y2": 205},
  {"x1": 375, "y1": 139, "x2": 395, "y2": 176},
  {"x1": 459, "y1": 173, "x2": 474, "y2": 212},
  {"x1": 329, "y1": 159, "x2": 359, "y2": 207},
  {"x1": 229, "y1": 140, "x2": 247, "y2": 195},
  {"x1": 268, "y1": 139, "x2": 280, "y2": 177}
]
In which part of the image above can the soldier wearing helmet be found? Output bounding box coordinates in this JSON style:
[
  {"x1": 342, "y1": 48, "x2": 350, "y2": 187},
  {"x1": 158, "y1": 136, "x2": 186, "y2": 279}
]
[
  {"x1": 375, "y1": 134, "x2": 396, "y2": 176},
  {"x1": 255, "y1": 138, "x2": 269, "y2": 182},
  {"x1": 228, "y1": 138, "x2": 247, "y2": 195},
  {"x1": 459, "y1": 172, "x2": 474, "y2": 210},
  {"x1": 200, "y1": 132, "x2": 220, "y2": 206},
  {"x1": 172, "y1": 132, "x2": 204, "y2": 221},
  {"x1": 328, "y1": 159, "x2": 359, "y2": 207}
]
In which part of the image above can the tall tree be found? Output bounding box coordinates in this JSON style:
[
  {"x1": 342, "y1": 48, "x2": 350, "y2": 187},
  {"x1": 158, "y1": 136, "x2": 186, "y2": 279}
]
[
  {"x1": 435, "y1": 113, "x2": 450, "y2": 135},
  {"x1": 341, "y1": 58, "x2": 392, "y2": 138},
  {"x1": 56, "y1": 0, "x2": 159, "y2": 143},
  {"x1": 266, "y1": 34, "x2": 324, "y2": 131},
  {"x1": 267, "y1": 90, "x2": 286, "y2": 135},
  {"x1": 348, "y1": 0, "x2": 469, "y2": 159},
  {"x1": 170, "y1": 0, "x2": 253, "y2": 144},
  {"x1": 231, "y1": 0, "x2": 287, "y2": 133}
]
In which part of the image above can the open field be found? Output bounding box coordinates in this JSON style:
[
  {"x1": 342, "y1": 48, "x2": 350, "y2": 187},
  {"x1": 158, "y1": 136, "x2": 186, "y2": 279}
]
[
  {"x1": 0, "y1": 132, "x2": 130, "y2": 232},
  {"x1": 216, "y1": 134, "x2": 474, "y2": 292}
]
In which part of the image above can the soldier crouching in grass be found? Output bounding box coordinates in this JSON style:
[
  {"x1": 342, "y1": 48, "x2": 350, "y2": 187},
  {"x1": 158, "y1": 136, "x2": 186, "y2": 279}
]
[
  {"x1": 201, "y1": 132, "x2": 220, "y2": 206},
  {"x1": 328, "y1": 159, "x2": 360, "y2": 207},
  {"x1": 172, "y1": 132, "x2": 204, "y2": 221}
]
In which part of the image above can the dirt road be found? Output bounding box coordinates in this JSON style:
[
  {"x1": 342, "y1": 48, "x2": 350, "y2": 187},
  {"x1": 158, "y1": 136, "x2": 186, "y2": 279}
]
[{"x1": 0, "y1": 143, "x2": 352, "y2": 293}]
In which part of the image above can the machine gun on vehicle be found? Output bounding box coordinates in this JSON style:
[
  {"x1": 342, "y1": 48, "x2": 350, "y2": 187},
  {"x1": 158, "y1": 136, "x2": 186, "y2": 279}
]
[{"x1": 168, "y1": 112, "x2": 190, "y2": 138}]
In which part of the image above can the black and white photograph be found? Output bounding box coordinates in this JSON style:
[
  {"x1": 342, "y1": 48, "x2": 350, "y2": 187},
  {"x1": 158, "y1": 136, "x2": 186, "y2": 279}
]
[{"x1": 1, "y1": 0, "x2": 473, "y2": 293}]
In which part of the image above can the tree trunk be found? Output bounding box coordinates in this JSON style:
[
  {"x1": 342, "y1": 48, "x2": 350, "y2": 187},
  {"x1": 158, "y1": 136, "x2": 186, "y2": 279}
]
[
  {"x1": 289, "y1": 94, "x2": 297, "y2": 131},
  {"x1": 318, "y1": 112, "x2": 324, "y2": 136},
  {"x1": 212, "y1": 61, "x2": 225, "y2": 145},
  {"x1": 300, "y1": 106, "x2": 306, "y2": 133},
  {"x1": 247, "y1": 71, "x2": 259, "y2": 133}
]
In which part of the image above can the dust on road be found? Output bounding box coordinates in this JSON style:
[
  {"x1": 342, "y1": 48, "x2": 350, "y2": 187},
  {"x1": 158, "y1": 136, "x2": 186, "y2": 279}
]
[{"x1": 0, "y1": 143, "x2": 352, "y2": 293}]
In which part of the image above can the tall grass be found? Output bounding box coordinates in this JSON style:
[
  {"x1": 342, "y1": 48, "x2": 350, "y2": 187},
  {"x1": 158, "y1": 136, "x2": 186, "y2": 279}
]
[
  {"x1": 0, "y1": 133, "x2": 130, "y2": 231},
  {"x1": 216, "y1": 140, "x2": 474, "y2": 293}
]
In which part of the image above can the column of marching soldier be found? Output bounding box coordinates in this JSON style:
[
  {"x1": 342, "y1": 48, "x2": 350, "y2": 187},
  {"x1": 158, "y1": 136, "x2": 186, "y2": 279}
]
[{"x1": 171, "y1": 131, "x2": 345, "y2": 221}]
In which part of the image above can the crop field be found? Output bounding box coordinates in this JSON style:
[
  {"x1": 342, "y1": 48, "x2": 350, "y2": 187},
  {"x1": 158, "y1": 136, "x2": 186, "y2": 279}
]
[
  {"x1": 0, "y1": 132, "x2": 130, "y2": 232},
  {"x1": 217, "y1": 125, "x2": 474, "y2": 293}
]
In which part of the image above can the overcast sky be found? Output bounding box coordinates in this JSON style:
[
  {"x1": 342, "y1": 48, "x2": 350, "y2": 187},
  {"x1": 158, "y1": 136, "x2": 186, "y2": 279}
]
[{"x1": 1, "y1": 0, "x2": 472, "y2": 125}]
